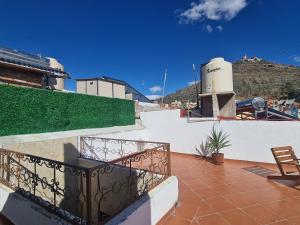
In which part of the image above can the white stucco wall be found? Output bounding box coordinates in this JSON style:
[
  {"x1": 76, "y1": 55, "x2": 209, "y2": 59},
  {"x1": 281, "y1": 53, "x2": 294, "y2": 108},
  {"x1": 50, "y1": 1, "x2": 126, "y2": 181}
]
[
  {"x1": 97, "y1": 127, "x2": 148, "y2": 141},
  {"x1": 113, "y1": 83, "x2": 126, "y2": 99},
  {"x1": 76, "y1": 80, "x2": 86, "y2": 94},
  {"x1": 106, "y1": 176, "x2": 178, "y2": 225},
  {"x1": 140, "y1": 110, "x2": 300, "y2": 163},
  {"x1": 98, "y1": 80, "x2": 113, "y2": 98},
  {"x1": 86, "y1": 79, "x2": 98, "y2": 96}
]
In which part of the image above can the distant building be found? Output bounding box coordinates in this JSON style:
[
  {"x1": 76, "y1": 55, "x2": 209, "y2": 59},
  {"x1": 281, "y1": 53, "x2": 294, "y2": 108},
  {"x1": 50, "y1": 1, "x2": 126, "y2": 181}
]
[
  {"x1": 242, "y1": 54, "x2": 262, "y2": 62},
  {"x1": 171, "y1": 100, "x2": 182, "y2": 109},
  {"x1": 76, "y1": 76, "x2": 151, "y2": 103},
  {"x1": 272, "y1": 99, "x2": 298, "y2": 118},
  {"x1": 76, "y1": 76, "x2": 126, "y2": 99},
  {"x1": 0, "y1": 46, "x2": 69, "y2": 90},
  {"x1": 163, "y1": 103, "x2": 169, "y2": 109}
]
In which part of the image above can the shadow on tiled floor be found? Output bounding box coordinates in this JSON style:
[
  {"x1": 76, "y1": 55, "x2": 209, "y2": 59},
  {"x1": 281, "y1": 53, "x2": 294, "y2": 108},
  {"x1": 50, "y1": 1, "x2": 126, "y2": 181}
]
[
  {"x1": 243, "y1": 166, "x2": 300, "y2": 191},
  {"x1": 158, "y1": 153, "x2": 300, "y2": 225}
]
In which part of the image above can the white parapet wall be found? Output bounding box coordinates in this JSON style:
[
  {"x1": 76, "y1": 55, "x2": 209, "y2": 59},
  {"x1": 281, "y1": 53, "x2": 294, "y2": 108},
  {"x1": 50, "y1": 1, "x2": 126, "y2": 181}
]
[
  {"x1": 140, "y1": 109, "x2": 300, "y2": 163},
  {"x1": 96, "y1": 127, "x2": 148, "y2": 140},
  {"x1": 105, "y1": 176, "x2": 178, "y2": 225}
]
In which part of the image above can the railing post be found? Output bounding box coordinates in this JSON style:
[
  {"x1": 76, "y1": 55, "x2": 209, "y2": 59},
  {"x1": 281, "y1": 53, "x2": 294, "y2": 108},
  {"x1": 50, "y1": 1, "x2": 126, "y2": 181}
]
[
  {"x1": 6, "y1": 153, "x2": 11, "y2": 183},
  {"x1": 33, "y1": 160, "x2": 37, "y2": 197},
  {"x1": 86, "y1": 168, "x2": 93, "y2": 225},
  {"x1": 104, "y1": 140, "x2": 107, "y2": 161},
  {"x1": 129, "y1": 159, "x2": 132, "y2": 196},
  {"x1": 53, "y1": 166, "x2": 56, "y2": 207},
  {"x1": 150, "y1": 150, "x2": 154, "y2": 187},
  {"x1": 167, "y1": 144, "x2": 171, "y2": 176},
  {"x1": 17, "y1": 156, "x2": 20, "y2": 189},
  {"x1": 80, "y1": 137, "x2": 83, "y2": 158},
  {"x1": 0, "y1": 150, "x2": 3, "y2": 181}
]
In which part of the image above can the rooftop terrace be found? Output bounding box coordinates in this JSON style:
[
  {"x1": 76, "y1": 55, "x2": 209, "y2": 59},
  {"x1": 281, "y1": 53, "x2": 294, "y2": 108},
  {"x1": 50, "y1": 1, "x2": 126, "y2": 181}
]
[
  {"x1": 1, "y1": 109, "x2": 300, "y2": 225},
  {"x1": 159, "y1": 153, "x2": 300, "y2": 225}
]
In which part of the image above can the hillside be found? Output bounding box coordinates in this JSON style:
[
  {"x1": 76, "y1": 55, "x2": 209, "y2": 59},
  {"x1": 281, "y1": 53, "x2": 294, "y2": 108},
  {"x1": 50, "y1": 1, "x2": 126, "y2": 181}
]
[{"x1": 161, "y1": 60, "x2": 300, "y2": 104}]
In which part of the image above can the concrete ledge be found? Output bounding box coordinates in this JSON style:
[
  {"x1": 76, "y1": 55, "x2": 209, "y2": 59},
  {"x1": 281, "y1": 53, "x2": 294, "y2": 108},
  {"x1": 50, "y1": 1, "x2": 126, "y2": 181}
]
[
  {"x1": 0, "y1": 124, "x2": 144, "y2": 147},
  {"x1": 0, "y1": 184, "x2": 69, "y2": 225},
  {"x1": 106, "y1": 176, "x2": 179, "y2": 225}
]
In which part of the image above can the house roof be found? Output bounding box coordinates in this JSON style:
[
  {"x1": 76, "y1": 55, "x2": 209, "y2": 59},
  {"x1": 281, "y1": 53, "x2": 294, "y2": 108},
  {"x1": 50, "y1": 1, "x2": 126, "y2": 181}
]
[
  {"x1": 99, "y1": 76, "x2": 151, "y2": 103},
  {"x1": 75, "y1": 76, "x2": 152, "y2": 103},
  {"x1": 75, "y1": 76, "x2": 125, "y2": 85},
  {"x1": 0, "y1": 46, "x2": 70, "y2": 78}
]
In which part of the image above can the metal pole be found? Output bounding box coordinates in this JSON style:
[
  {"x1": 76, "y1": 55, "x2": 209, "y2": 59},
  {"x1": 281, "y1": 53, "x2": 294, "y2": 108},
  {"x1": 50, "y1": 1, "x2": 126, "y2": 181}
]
[
  {"x1": 200, "y1": 64, "x2": 204, "y2": 115},
  {"x1": 161, "y1": 68, "x2": 167, "y2": 106},
  {"x1": 193, "y1": 64, "x2": 200, "y2": 108},
  {"x1": 187, "y1": 104, "x2": 190, "y2": 123}
]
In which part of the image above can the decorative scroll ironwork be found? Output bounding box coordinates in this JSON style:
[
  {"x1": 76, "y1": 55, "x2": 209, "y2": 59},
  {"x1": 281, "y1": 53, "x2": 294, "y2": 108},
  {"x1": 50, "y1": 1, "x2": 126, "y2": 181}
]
[
  {"x1": 0, "y1": 149, "x2": 89, "y2": 225},
  {"x1": 80, "y1": 136, "x2": 171, "y2": 224},
  {"x1": 80, "y1": 136, "x2": 169, "y2": 162},
  {"x1": 0, "y1": 137, "x2": 171, "y2": 225}
]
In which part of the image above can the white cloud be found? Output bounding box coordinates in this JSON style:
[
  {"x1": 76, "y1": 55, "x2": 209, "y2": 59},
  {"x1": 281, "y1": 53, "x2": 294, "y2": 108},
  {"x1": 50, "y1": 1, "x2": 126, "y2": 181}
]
[
  {"x1": 206, "y1": 24, "x2": 213, "y2": 32},
  {"x1": 188, "y1": 81, "x2": 199, "y2": 86},
  {"x1": 217, "y1": 25, "x2": 223, "y2": 31},
  {"x1": 149, "y1": 85, "x2": 162, "y2": 94},
  {"x1": 179, "y1": 0, "x2": 248, "y2": 24},
  {"x1": 146, "y1": 95, "x2": 162, "y2": 100},
  {"x1": 293, "y1": 56, "x2": 300, "y2": 62}
]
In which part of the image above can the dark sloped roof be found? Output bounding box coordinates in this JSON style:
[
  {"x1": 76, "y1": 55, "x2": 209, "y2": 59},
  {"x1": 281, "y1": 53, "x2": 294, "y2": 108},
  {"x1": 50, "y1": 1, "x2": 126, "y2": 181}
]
[
  {"x1": 0, "y1": 46, "x2": 70, "y2": 78},
  {"x1": 75, "y1": 76, "x2": 124, "y2": 85}
]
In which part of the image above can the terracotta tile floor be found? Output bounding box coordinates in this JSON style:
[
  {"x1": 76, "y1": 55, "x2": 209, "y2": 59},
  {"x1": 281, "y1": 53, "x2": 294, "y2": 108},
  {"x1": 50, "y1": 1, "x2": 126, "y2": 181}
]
[{"x1": 158, "y1": 153, "x2": 300, "y2": 225}]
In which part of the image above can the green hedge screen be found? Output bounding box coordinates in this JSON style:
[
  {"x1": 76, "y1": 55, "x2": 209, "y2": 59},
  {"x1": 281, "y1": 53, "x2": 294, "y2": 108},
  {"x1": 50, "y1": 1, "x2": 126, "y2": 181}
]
[{"x1": 0, "y1": 84, "x2": 135, "y2": 136}]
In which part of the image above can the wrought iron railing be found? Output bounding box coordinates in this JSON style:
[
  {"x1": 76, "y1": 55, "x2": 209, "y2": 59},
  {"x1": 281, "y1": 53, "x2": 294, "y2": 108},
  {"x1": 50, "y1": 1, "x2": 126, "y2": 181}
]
[
  {"x1": 80, "y1": 136, "x2": 170, "y2": 162},
  {"x1": 0, "y1": 149, "x2": 90, "y2": 224},
  {"x1": 80, "y1": 136, "x2": 171, "y2": 224},
  {"x1": 0, "y1": 137, "x2": 171, "y2": 225}
]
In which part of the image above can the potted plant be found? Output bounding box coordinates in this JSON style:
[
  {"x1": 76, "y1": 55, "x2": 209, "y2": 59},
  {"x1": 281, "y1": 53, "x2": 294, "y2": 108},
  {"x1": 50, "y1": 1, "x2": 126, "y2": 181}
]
[{"x1": 207, "y1": 126, "x2": 231, "y2": 165}]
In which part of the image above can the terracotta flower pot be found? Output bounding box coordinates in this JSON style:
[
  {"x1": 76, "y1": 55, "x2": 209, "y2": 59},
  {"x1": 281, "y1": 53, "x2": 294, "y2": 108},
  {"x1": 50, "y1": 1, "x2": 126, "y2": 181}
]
[{"x1": 212, "y1": 153, "x2": 224, "y2": 165}]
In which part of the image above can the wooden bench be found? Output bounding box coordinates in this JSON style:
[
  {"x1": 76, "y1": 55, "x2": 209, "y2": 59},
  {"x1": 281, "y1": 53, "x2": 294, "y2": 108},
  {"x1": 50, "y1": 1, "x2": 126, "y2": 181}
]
[{"x1": 268, "y1": 146, "x2": 300, "y2": 180}]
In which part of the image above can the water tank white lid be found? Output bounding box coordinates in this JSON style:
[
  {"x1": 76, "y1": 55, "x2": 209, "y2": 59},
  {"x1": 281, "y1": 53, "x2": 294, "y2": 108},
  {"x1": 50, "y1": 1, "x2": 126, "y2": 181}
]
[
  {"x1": 46, "y1": 57, "x2": 64, "y2": 71},
  {"x1": 210, "y1": 57, "x2": 225, "y2": 63}
]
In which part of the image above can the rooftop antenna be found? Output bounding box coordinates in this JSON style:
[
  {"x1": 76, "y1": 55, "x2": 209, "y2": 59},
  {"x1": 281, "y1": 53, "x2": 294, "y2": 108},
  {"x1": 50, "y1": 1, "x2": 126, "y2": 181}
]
[
  {"x1": 161, "y1": 68, "x2": 167, "y2": 105},
  {"x1": 193, "y1": 64, "x2": 200, "y2": 108}
]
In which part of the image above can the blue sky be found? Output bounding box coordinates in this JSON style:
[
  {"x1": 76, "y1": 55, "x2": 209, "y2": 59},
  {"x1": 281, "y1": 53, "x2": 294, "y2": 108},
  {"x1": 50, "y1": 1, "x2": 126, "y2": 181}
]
[{"x1": 1, "y1": 0, "x2": 300, "y2": 98}]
